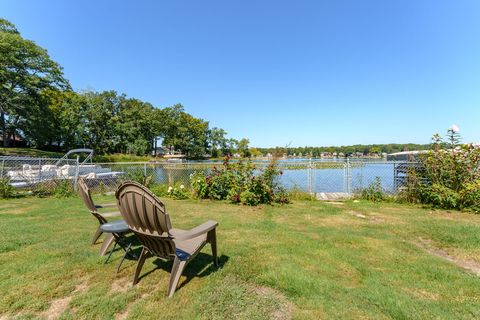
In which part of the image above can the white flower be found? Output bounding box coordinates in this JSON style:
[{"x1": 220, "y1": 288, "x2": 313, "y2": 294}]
[
  {"x1": 451, "y1": 124, "x2": 460, "y2": 133},
  {"x1": 197, "y1": 179, "x2": 201, "y2": 183},
  {"x1": 180, "y1": 185, "x2": 185, "y2": 189},
  {"x1": 168, "y1": 186, "x2": 173, "y2": 193}
]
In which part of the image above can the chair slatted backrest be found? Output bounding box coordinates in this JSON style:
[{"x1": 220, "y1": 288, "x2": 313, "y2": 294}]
[
  {"x1": 116, "y1": 181, "x2": 176, "y2": 259},
  {"x1": 77, "y1": 177, "x2": 107, "y2": 224}
]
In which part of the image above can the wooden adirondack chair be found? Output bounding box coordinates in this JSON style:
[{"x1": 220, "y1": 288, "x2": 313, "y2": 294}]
[
  {"x1": 115, "y1": 181, "x2": 219, "y2": 297},
  {"x1": 77, "y1": 177, "x2": 123, "y2": 255}
]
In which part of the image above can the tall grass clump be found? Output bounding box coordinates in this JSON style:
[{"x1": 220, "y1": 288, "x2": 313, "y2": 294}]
[
  {"x1": 359, "y1": 177, "x2": 386, "y2": 202},
  {"x1": 0, "y1": 177, "x2": 16, "y2": 199}
]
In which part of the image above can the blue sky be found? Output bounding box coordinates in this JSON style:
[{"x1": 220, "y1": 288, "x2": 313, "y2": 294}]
[{"x1": 2, "y1": 0, "x2": 479, "y2": 147}]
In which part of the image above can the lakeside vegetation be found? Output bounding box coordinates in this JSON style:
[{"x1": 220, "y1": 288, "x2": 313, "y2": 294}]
[{"x1": 0, "y1": 148, "x2": 152, "y2": 163}]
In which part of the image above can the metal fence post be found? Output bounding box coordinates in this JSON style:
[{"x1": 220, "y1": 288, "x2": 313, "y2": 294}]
[
  {"x1": 73, "y1": 156, "x2": 80, "y2": 191},
  {"x1": 346, "y1": 158, "x2": 351, "y2": 194},
  {"x1": 38, "y1": 159, "x2": 42, "y2": 183},
  {"x1": 308, "y1": 158, "x2": 313, "y2": 194},
  {"x1": 0, "y1": 159, "x2": 4, "y2": 178},
  {"x1": 144, "y1": 162, "x2": 147, "y2": 176}
]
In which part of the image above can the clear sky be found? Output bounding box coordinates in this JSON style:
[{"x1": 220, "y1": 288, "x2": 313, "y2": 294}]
[{"x1": 2, "y1": 0, "x2": 479, "y2": 147}]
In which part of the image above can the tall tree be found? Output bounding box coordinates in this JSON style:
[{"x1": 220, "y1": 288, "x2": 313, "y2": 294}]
[
  {"x1": 0, "y1": 18, "x2": 69, "y2": 146},
  {"x1": 82, "y1": 91, "x2": 121, "y2": 154},
  {"x1": 116, "y1": 97, "x2": 158, "y2": 155},
  {"x1": 237, "y1": 138, "x2": 250, "y2": 157},
  {"x1": 208, "y1": 127, "x2": 228, "y2": 157}
]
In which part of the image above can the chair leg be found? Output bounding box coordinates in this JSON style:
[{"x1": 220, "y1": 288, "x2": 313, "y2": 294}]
[
  {"x1": 105, "y1": 241, "x2": 118, "y2": 264},
  {"x1": 208, "y1": 229, "x2": 218, "y2": 267},
  {"x1": 99, "y1": 233, "x2": 115, "y2": 256},
  {"x1": 133, "y1": 248, "x2": 149, "y2": 285},
  {"x1": 91, "y1": 226, "x2": 103, "y2": 245},
  {"x1": 167, "y1": 257, "x2": 187, "y2": 298},
  {"x1": 116, "y1": 243, "x2": 132, "y2": 273}
]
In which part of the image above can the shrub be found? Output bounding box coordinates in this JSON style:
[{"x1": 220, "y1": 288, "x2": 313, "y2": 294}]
[
  {"x1": 53, "y1": 179, "x2": 75, "y2": 198},
  {"x1": 0, "y1": 177, "x2": 16, "y2": 199},
  {"x1": 190, "y1": 171, "x2": 209, "y2": 198},
  {"x1": 418, "y1": 183, "x2": 460, "y2": 209},
  {"x1": 126, "y1": 170, "x2": 154, "y2": 188},
  {"x1": 190, "y1": 157, "x2": 289, "y2": 206},
  {"x1": 167, "y1": 184, "x2": 189, "y2": 200},
  {"x1": 405, "y1": 127, "x2": 480, "y2": 211},
  {"x1": 32, "y1": 179, "x2": 74, "y2": 198},
  {"x1": 360, "y1": 177, "x2": 385, "y2": 202},
  {"x1": 150, "y1": 184, "x2": 170, "y2": 197},
  {"x1": 459, "y1": 180, "x2": 480, "y2": 212}
]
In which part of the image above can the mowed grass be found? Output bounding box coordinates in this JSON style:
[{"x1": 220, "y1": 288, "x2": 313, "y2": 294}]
[{"x1": 0, "y1": 196, "x2": 479, "y2": 319}]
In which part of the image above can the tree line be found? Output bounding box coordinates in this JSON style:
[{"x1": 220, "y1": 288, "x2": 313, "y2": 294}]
[
  {"x1": 0, "y1": 18, "x2": 248, "y2": 157},
  {"x1": 256, "y1": 143, "x2": 431, "y2": 158}
]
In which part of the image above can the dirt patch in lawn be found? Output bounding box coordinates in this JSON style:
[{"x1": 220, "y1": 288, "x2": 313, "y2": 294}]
[
  {"x1": 40, "y1": 280, "x2": 88, "y2": 320},
  {"x1": 415, "y1": 238, "x2": 480, "y2": 276},
  {"x1": 252, "y1": 286, "x2": 293, "y2": 320},
  {"x1": 110, "y1": 277, "x2": 131, "y2": 294}
]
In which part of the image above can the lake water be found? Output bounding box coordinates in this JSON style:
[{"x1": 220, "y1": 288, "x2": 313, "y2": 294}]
[
  {"x1": 279, "y1": 162, "x2": 397, "y2": 193},
  {"x1": 105, "y1": 159, "x2": 404, "y2": 194}
]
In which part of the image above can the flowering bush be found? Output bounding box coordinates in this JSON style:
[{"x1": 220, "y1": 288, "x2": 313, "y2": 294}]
[
  {"x1": 166, "y1": 184, "x2": 189, "y2": 200},
  {"x1": 405, "y1": 126, "x2": 480, "y2": 211},
  {"x1": 190, "y1": 157, "x2": 289, "y2": 205}
]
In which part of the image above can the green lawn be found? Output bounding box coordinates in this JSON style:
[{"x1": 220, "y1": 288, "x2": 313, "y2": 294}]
[
  {"x1": 0, "y1": 196, "x2": 479, "y2": 319},
  {"x1": 0, "y1": 148, "x2": 65, "y2": 158}
]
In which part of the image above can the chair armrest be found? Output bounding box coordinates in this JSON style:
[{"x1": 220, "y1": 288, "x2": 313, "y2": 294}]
[
  {"x1": 96, "y1": 203, "x2": 117, "y2": 209},
  {"x1": 99, "y1": 211, "x2": 121, "y2": 218},
  {"x1": 171, "y1": 220, "x2": 218, "y2": 241}
]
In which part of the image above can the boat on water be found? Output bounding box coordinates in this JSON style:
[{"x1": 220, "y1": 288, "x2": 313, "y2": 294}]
[
  {"x1": 164, "y1": 153, "x2": 186, "y2": 163},
  {"x1": 6, "y1": 149, "x2": 123, "y2": 188}
]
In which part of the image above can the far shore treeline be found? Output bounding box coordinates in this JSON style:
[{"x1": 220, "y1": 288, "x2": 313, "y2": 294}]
[
  {"x1": 1, "y1": 18, "x2": 431, "y2": 159},
  {"x1": 255, "y1": 144, "x2": 430, "y2": 158}
]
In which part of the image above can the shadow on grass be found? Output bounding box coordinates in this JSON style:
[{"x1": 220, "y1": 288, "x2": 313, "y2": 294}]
[
  {"x1": 108, "y1": 235, "x2": 229, "y2": 292},
  {"x1": 133, "y1": 253, "x2": 229, "y2": 292}
]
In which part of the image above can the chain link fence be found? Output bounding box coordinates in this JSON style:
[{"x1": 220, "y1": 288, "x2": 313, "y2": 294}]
[
  {"x1": 0, "y1": 156, "x2": 421, "y2": 195},
  {"x1": 0, "y1": 156, "x2": 80, "y2": 190}
]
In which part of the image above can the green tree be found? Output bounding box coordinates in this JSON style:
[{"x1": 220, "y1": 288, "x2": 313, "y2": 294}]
[
  {"x1": 237, "y1": 138, "x2": 250, "y2": 157},
  {"x1": 208, "y1": 127, "x2": 228, "y2": 157},
  {"x1": 81, "y1": 91, "x2": 122, "y2": 154},
  {"x1": 116, "y1": 97, "x2": 158, "y2": 155},
  {"x1": 0, "y1": 18, "x2": 69, "y2": 147},
  {"x1": 40, "y1": 89, "x2": 87, "y2": 149},
  {"x1": 160, "y1": 105, "x2": 209, "y2": 158}
]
